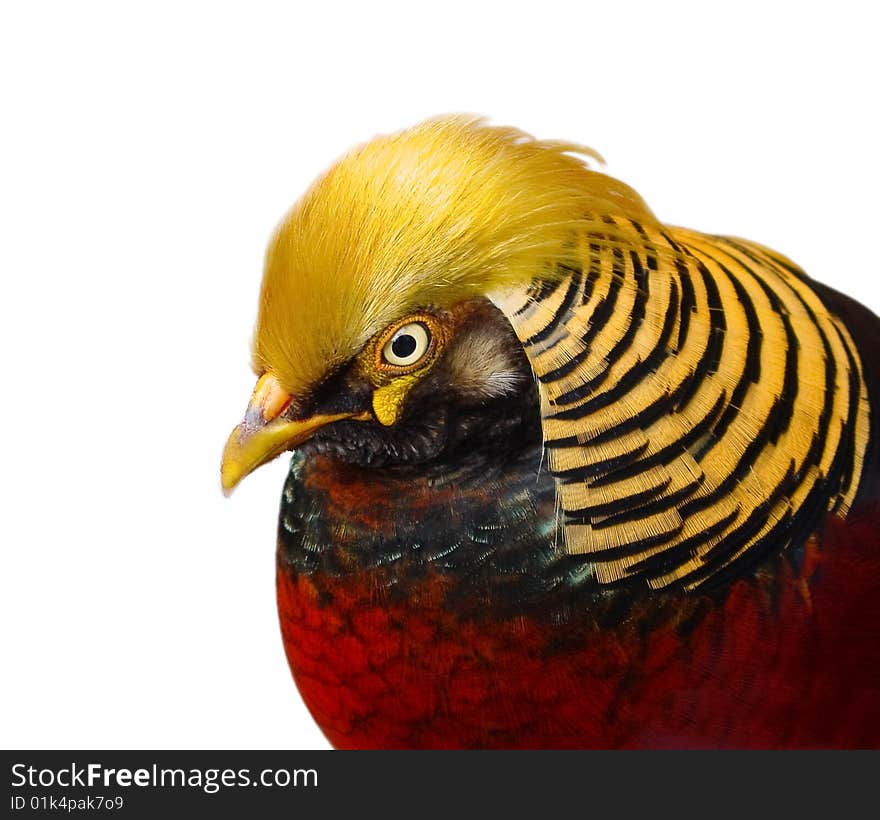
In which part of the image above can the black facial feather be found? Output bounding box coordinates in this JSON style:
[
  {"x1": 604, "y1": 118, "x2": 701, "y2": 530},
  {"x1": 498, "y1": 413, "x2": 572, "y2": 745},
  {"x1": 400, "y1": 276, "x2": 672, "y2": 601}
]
[{"x1": 300, "y1": 300, "x2": 542, "y2": 474}]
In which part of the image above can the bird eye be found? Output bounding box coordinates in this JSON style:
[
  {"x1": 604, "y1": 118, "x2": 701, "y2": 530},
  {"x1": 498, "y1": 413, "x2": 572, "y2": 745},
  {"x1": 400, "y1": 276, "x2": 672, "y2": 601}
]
[{"x1": 382, "y1": 322, "x2": 431, "y2": 367}]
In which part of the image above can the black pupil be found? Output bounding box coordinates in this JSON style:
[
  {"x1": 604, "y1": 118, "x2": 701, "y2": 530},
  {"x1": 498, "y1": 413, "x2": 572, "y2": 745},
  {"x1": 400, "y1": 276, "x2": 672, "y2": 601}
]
[{"x1": 391, "y1": 333, "x2": 418, "y2": 359}]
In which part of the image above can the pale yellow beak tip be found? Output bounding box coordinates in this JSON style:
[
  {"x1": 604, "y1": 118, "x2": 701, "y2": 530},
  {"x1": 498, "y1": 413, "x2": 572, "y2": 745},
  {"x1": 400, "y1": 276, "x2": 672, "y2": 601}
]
[
  {"x1": 220, "y1": 465, "x2": 240, "y2": 497},
  {"x1": 220, "y1": 437, "x2": 243, "y2": 496}
]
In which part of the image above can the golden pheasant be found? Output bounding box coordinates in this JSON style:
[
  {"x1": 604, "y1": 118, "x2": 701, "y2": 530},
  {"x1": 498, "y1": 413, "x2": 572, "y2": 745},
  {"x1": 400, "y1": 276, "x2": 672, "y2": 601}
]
[{"x1": 222, "y1": 117, "x2": 880, "y2": 748}]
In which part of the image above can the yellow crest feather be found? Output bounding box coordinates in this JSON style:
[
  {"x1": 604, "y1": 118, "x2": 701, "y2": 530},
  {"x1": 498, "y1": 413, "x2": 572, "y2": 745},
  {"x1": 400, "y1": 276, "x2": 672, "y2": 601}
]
[{"x1": 253, "y1": 115, "x2": 655, "y2": 396}]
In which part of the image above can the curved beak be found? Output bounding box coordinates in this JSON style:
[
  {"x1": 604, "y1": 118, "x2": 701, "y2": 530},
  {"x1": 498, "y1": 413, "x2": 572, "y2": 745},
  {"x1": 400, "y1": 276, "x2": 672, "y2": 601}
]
[{"x1": 221, "y1": 373, "x2": 362, "y2": 495}]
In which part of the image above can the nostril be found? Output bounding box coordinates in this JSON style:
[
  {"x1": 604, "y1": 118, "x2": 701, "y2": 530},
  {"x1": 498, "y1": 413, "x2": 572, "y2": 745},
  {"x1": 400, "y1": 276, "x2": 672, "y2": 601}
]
[{"x1": 247, "y1": 373, "x2": 293, "y2": 427}]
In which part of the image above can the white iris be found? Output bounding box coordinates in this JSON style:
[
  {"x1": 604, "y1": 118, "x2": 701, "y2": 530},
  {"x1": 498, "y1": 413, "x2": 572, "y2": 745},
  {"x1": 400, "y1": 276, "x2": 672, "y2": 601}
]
[{"x1": 382, "y1": 322, "x2": 431, "y2": 366}]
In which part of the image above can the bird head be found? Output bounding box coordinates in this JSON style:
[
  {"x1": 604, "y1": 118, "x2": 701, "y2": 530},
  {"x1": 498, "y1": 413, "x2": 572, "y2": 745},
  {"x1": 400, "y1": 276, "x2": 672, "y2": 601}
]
[{"x1": 221, "y1": 116, "x2": 654, "y2": 493}]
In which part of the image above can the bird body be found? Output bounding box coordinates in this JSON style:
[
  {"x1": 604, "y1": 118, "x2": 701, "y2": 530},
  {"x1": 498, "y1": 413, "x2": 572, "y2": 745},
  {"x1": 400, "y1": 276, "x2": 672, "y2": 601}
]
[
  {"x1": 278, "y1": 487, "x2": 880, "y2": 748},
  {"x1": 223, "y1": 117, "x2": 880, "y2": 748}
]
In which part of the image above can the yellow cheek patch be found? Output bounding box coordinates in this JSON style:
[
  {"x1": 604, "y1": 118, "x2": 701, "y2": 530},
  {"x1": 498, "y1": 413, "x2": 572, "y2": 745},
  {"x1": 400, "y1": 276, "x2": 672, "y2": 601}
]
[{"x1": 372, "y1": 376, "x2": 421, "y2": 426}]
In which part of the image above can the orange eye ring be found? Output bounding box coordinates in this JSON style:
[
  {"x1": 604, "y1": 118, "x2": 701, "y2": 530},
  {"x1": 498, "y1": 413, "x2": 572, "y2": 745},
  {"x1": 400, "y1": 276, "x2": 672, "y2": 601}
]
[{"x1": 374, "y1": 314, "x2": 443, "y2": 374}]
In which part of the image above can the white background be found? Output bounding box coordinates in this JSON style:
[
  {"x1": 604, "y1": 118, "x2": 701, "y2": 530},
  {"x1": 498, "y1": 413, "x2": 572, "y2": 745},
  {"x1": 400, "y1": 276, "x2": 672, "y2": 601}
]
[{"x1": 2, "y1": 1, "x2": 877, "y2": 750}]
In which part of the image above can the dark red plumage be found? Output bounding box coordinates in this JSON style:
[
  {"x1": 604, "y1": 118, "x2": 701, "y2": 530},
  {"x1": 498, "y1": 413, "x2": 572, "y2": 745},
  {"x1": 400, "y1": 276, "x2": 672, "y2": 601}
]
[{"x1": 278, "y1": 486, "x2": 880, "y2": 749}]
